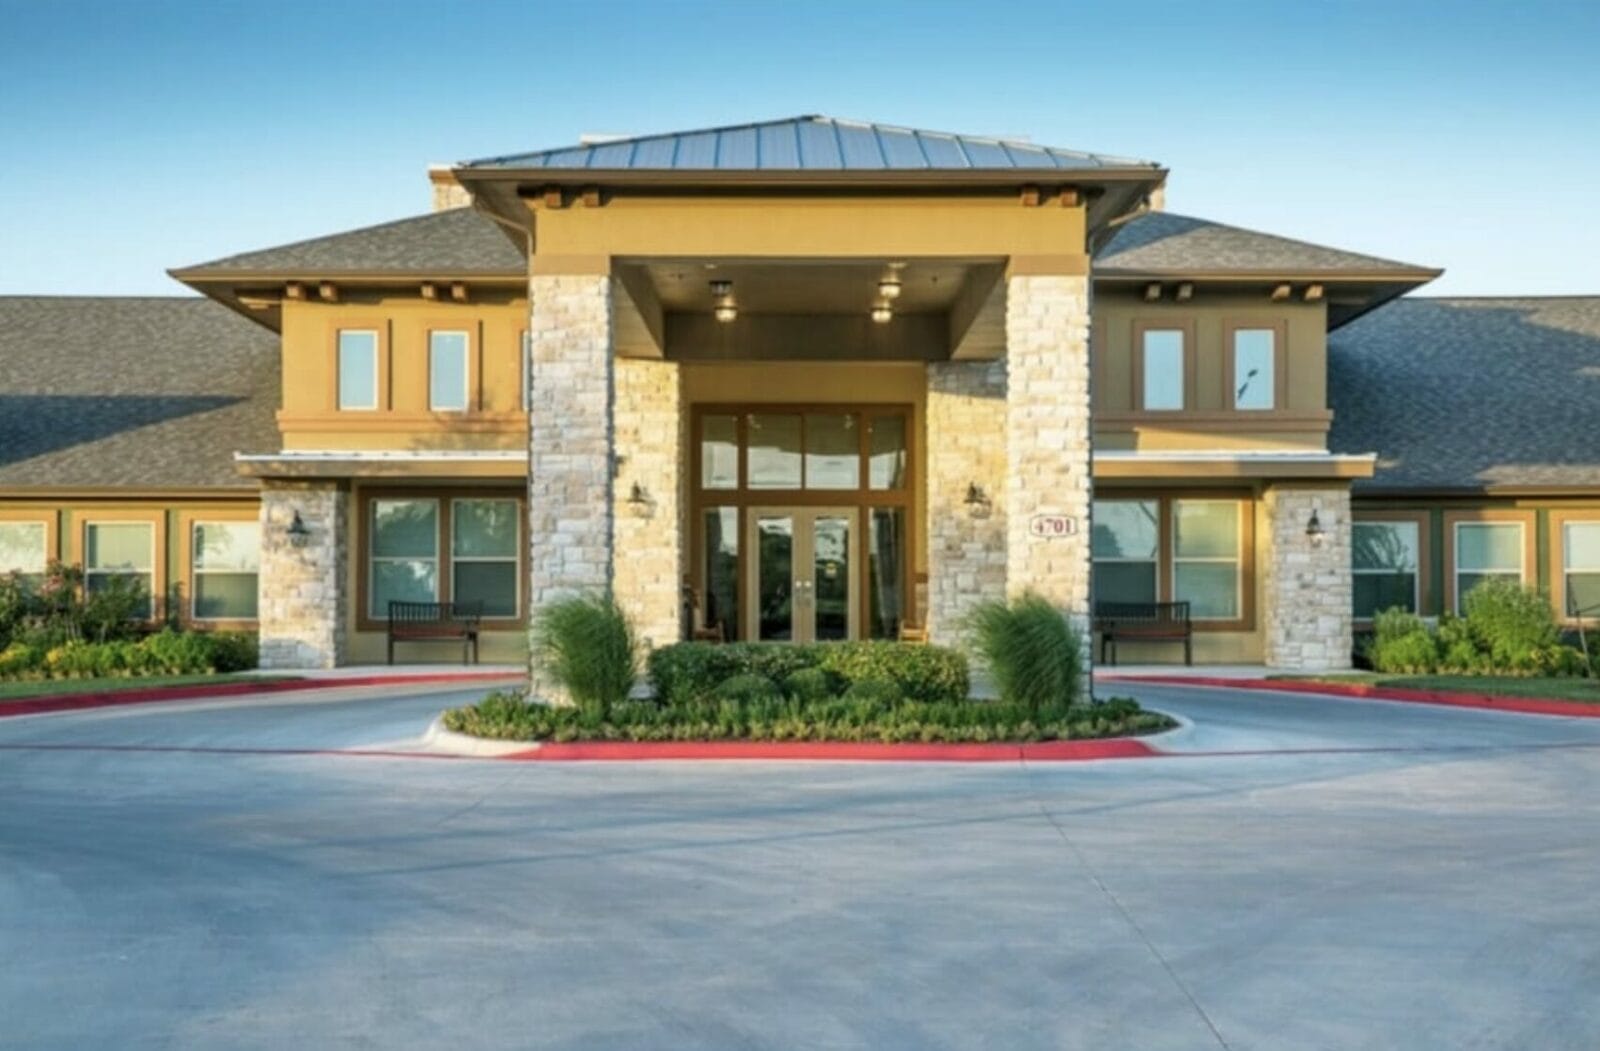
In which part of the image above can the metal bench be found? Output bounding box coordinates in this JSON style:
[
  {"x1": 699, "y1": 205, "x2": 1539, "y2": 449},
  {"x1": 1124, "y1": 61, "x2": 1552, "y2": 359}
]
[
  {"x1": 1094, "y1": 601, "x2": 1192, "y2": 666},
  {"x1": 386, "y1": 600, "x2": 483, "y2": 665}
]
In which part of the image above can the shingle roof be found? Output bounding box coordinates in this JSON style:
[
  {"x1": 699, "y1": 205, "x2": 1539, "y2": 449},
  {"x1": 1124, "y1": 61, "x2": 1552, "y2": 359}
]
[
  {"x1": 1098, "y1": 211, "x2": 1431, "y2": 275},
  {"x1": 463, "y1": 115, "x2": 1159, "y2": 172},
  {"x1": 173, "y1": 207, "x2": 524, "y2": 276},
  {"x1": 0, "y1": 297, "x2": 279, "y2": 489},
  {"x1": 1330, "y1": 297, "x2": 1600, "y2": 492}
]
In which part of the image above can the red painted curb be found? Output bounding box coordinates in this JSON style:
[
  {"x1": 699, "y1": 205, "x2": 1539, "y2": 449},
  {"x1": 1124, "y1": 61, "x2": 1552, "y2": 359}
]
[
  {"x1": 500, "y1": 737, "x2": 1160, "y2": 762},
  {"x1": 0, "y1": 672, "x2": 523, "y2": 719},
  {"x1": 1102, "y1": 674, "x2": 1600, "y2": 718}
]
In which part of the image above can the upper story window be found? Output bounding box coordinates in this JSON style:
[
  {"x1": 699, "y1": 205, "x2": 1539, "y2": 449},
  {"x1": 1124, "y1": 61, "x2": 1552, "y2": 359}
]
[
  {"x1": 1140, "y1": 328, "x2": 1185, "y2": 411},
  {"x1": 429, "y1": 331, "x2": 470, "y2": 412},
  {"x1": 1231, "y1": 328, "x2": 1277, "y2": 411},
  {"x1": 337, "y1": 330, "x2": 379, "y2": 410},
  {"x1": 0, "y1": 520, "x2": 48, "y2": 589}
]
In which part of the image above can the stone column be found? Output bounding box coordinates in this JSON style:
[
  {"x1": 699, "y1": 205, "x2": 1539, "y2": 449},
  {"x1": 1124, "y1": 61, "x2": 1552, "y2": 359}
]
[
  {"x1": 257, "y1": 481, "x2": 348, "y2": 669},
  {"x1": 1262, "y1": 485, "x2": 1354, "y2": 671},
  {"x1": 924, "y1": 359, "x2": 1008, "y2": 646},
  {"x1": 612, "y1": 357, "x2": 684, "y2": 651},
  {"x1": 1003, "y1": 273, "x2": 1094, "y2": 693},
  {"x1": 527, "y1": 273, "x2": 617, "y2": 694}
]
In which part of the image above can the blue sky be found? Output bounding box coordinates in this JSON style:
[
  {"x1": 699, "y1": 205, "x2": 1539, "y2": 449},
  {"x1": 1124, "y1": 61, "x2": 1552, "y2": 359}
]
[{"x1": 1, "y1": 0, "x2": 1595, "y2": 297}]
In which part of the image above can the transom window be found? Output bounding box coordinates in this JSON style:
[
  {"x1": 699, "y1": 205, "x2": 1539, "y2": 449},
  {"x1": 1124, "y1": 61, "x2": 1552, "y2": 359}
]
[
  {"x1": 0, "y1": 521, "x2": 48, "y2": 589},
  {"x1": 698, "y1": 410, "x2": 909, "y2": 492},
  {"x1": 1563, "y1": 521, "x2": 1600, "y2": 618},
  {"x1": 1352, "y1": 520, "x2": 1419, "y2": 619},
  {"x1": 1140, "y1": 329, "x2": 1185, "y2": 411},
  {"x1": 338, "y1": 330, "x2": 379, "y2": 410},
  {"x1": 1231, "y1": 328, "x2": 1277, "y2": 411},
  {"x1": 429, "y1": 331, "x2": 470, "y2": 412},
  {"x1": 192, "y1": 521, "x2": 260, "y2": 621},
  {"x1": 85, "y1": 522, "x2": 155, "y2": 618},
  {"x1": 1454, "y1": 521, "x2": 1524, "y2": 613}
]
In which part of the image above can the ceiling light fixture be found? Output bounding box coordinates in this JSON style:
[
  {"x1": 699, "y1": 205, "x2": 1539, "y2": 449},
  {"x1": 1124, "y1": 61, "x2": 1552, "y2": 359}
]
[
  {"x1": 877, "y1": 277, "x2": 902, "y2": 300},
  {"x1": 709, "y1": 279, "x2": 732, "y2": 297},
  {"x1": 870, "y1": 304, "x2": 893, "y2": 324},
  {"x1": 714, "y1": 303, "x2": 738, "y2": 323}
]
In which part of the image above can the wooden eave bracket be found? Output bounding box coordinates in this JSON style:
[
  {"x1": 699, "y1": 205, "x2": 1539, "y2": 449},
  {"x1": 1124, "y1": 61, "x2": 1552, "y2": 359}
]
[{"x1": 318, "y1": 281, "x2": 339, "y2": 303}]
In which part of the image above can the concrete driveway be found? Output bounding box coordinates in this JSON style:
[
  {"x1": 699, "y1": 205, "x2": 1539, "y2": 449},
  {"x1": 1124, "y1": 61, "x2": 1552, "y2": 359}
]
[{"x1": 4, "y1": 680, "x2": 1600, "y2": 1049}]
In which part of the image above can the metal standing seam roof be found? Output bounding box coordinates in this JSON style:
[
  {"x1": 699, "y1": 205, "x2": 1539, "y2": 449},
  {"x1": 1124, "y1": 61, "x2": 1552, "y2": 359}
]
[{"x1": 462, "y1": 115, "x2": 1160, "y2": 172}]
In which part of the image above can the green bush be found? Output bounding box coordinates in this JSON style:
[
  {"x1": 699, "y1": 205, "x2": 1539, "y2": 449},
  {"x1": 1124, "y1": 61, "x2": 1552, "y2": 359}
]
[
  {"x1": 533, "y1": 594, "x2": 638, "y2": 717},
  {"x1": 1367, "y1": 607, "x2": 1438, "y2": 673},
  {"x1": 647, "y1": 640, "x2": 968, "y2": 705},
  {"x1": 0, "y1": 628, "x2": 258, "y2": 682},
  {"x1": 1462, "y1": 578, "x2": 1560, "y2": 669},
  {"x1": 967, "y1": 592, "x2": 1085, "y2": 713},
  {"x1": 841, "y1": 677, "x2": 903, "y2": 707},
  {"x1": 781, "y1": 667, "x2": 837, "y2": 703},
  {"x1": 713, "y1": 672, "x2": 782, "y2": 704}
]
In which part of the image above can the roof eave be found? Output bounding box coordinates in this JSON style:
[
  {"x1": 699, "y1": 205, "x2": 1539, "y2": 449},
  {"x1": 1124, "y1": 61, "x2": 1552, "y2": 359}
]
[{"x1": 453, "y1": 165, "x2": 1167, "y2": 190}]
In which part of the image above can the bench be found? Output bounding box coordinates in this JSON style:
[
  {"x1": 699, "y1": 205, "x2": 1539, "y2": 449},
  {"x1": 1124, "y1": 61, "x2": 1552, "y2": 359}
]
[
  {"x1": 1093, "y1": 601, "x2": 1192, "y2": 666},
  {"x1": 387, "y1": 600, "x2": 483, "y2": 665}
]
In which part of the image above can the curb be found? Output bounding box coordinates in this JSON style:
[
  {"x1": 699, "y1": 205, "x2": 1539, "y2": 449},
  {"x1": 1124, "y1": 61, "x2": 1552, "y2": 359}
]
[
  {"x1": 0, "y1": 672, "x2": 522, "y2": 719},
  {"x1": 495, "y1": 737, "x2": 1161, "y2": 762},
  {"x1": 1102, "y1": 674, "x2": 1600, "y2": 719},
  {"x1": 422, "y1": 714, "x2": 542, "y2": 758}
]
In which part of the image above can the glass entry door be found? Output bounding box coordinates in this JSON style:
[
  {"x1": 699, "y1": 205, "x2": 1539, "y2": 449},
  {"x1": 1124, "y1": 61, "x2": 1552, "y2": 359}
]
[{"x1": 745, "y1": 508, "x2": 859, "y2": 642}]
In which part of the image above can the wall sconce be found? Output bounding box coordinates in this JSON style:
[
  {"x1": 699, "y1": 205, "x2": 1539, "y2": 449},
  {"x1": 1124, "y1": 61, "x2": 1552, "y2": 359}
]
[
  {"x1": 964, "y1": 482, "x2": 991, "y2": 518},
  {"x1": 286, "y1": 510, "x2": 312, "y2": 549},
  {"x1": 1305, "y1": 508, "x2": 1326, "y2": 548},
  {"x1": 627, "y1": 482, "x2": 653, "y2": 516}
]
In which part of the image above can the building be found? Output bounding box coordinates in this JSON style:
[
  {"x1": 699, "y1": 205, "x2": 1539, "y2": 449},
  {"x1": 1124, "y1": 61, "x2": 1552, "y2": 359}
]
[{"x1": 2, "y1": 116, "x2": 1597, "y2": 680}]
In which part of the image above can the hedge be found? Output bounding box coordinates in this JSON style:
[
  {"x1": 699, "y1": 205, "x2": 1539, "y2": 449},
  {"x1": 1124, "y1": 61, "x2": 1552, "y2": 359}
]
[
  {"x1": 0, "y1": 629, "x2": 258, "y2": 681},
  {"x1": 647, "y1": 640, "x2": 970, "y2": 705}
]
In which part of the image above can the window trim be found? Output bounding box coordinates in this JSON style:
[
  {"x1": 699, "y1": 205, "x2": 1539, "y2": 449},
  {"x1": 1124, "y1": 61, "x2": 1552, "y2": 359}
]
[
  {"x1": 0, "y1": 510, "x2": 56, "y2": 582},
  {"x1": 334, "y1": 327, "x2": 383, "y2": 412},
  {"x1": 1549, "y1": 509, "x2": 1600, "y2": 624},
  {"x1": 520, "y1": 330, "x2": 531, "y2": 413},
  {"x1": 78, "y1": 515, "x2": 162, "y2": 622},
  {"x1": 1131, "y1": 319, "x2": 1196, "y2": 412},
  {"x1": 180, "y1": 510, "x2": 261, "y2": 627},
  {"x1": 1443, "y1": 510, "x2": 1536, "y2": 616},
  {"x1": 449, "y1": 497, "x2": 522, "y2": 621},
  {"x1": 1222, "y1": 318, "x2": 1289, "y2": 413},
  {"x1": 1351, "y1": 510, "x2": 1431, "y2": 625},
  {"x1": 356, "y1": 488, "x2": 526, "y2": 631},
  {"x1": 427, "y1": 329, "x2": 473, "y2": 413}
]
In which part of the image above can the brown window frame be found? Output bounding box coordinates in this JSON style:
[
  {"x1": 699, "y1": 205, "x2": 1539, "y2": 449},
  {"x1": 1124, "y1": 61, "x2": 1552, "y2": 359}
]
[
  {"x1": 1549, "y1": 509, "x2": 1600, "y2": 625},
  {"x1": 1222, "y1": 317, "x2": 1290, "y2": 413},
  {"x1": 1441, "y1": 509, "x2": 1537, "y2": 616},
  {"x1": 330, "y1": 320, "x2": 391, "y2": 413},
  {"x1": 1350, "y1": 509, "x2": 1432, "y2": 626},
  {"x1": 1130, "y1": 318, "x2": 1197, "y2": 413},
  {"x1": 178, "y1": 507, "x2": 261, "y2": 630}
]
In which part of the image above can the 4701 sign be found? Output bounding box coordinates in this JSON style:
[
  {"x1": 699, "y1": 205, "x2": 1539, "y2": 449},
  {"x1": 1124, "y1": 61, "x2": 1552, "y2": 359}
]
[{"x1": 1027, "y1": 514, "x2": 1078, "y2": 539}]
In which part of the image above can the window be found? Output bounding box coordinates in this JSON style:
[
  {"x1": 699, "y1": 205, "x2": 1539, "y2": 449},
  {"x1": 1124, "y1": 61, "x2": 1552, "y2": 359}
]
[
  {"x1": 1092, "y1": 500, "x2": 1159, "y2": 606},
  {"x1": 701, "y1": 507, "x2": 740, "y2": 640},
  {"x1": 1454, "y1": 521, "x2": 1523, "y2": 613},
  {"x1": 1563, "y1": 522, "x2": 1600, "y2": 618},
  {"x1": 337, "y1": 330, "x2": 379, "y2": 410},
  {"x1": 868, "y1": 507, "x2": 905, "y2": 639},
  {"x1": 192, "y1": 521, "x2": 259, "y2": 620},
  {"x1": 0, "y1": 521, "x2": 48, "y2": 589},
  {"x1": 85, "y1": 522, "x2": 155, "y2": 618},
  {"x1": 1172, "y1": 500, "x2": 1240, "y2": 619},
  {"x1": 867, "y1": 415, "x2": 906, "y2": 490},
  {"x1": 746, "y1": 414, "x2": 802, "y2": 489},
  {"x1": 1141, "y1": 329, "x2": 1185, "y2": 410},
  {"x1": 701, "y1": 414, "x2": 739, "y2": 490},
  {"x1": 805, "y1": 413, "x2": 859, "y2": 489},
  {"x1": 1231, "y1": 328, "x2": 1276, "y2": 411},
  {"x1": 370, "y1": 499, "x2": 439, "y2": 617},
  {"x1": 452, "y1": 499, "x2": 518, "y2": 618},
  {"x1": 429, "y1": 330, "x2": 470, "y2": 412},
  {"x1": 1352, "y1": 521, "x2": 1419, "y2": 619}
]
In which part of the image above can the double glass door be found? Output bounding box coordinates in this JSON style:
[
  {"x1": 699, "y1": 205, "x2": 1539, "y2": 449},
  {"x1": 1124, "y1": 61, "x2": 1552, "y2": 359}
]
[{"x1": 745, "y1": 507, "x2": 859, "y2": 642}]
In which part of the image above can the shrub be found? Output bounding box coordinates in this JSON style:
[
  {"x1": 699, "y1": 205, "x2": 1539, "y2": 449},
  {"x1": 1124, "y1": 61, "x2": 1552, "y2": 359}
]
[
  {"x1": 647, "y1": 640, "x2": 969, "y2": 706},
  {"x1": 1462, "y1": 579, "x2": 1560, "y2": 669},
  {"x1": 533, "y1": 594, "x2": 638, "y2": 717},
  {"x1": 1367, "y1": 607, "x2": 1439, "y2": 674},
  {"x1": 841, "y1": 677, "x2": 903, "y2": 707},
  {"x1": 712, "y1": 672, "x2": 782, "y2": 704},
  {"x1": 782, "y1": 666, "x2": 836, "y2": 703},
  {"x1": 967, "y1": 592, "x2": 1085, "y2": 713}
]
